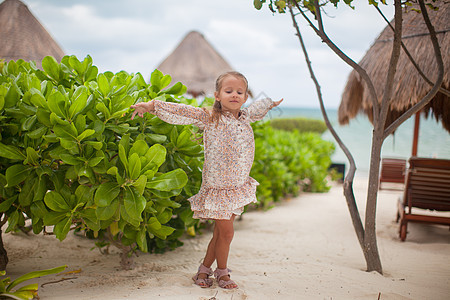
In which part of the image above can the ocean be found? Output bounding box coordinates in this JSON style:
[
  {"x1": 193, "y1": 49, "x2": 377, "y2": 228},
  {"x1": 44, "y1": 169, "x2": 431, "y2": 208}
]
[{"x1": 272, "y1": 106, "x2": 450, "y2": 176}]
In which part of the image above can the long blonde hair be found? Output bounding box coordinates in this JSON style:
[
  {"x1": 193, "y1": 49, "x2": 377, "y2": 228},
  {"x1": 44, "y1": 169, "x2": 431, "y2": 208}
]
[{"x1": 210, "y1": 71, "x2": 248, "y2": 125}]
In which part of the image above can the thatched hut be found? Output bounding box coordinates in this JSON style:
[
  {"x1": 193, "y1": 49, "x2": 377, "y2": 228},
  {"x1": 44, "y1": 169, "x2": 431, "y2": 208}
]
[
  {"x1": 157, "y1": 31, "x2": 235, "y2": 97},
  {"x1": 0, "y1": 0, "x2": 64, "y2": 68},
  {"x1": 338, "y1": 2, "x2": 449, "y2": 135}
]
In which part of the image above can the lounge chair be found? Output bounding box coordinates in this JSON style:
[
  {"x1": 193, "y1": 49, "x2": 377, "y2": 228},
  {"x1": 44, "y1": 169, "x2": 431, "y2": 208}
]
[
  {"x1": 379, "y1": 157, "x2": 406, "y2": 190},
  {"x1": 396, "y1": 157, "x2": 450, "y2": 241}
]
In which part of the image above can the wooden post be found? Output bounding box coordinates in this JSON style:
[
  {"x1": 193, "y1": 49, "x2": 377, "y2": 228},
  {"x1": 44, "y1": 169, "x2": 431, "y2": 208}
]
[{"x1": 412, "y1": 111, "x2": 421, "y2": 156}]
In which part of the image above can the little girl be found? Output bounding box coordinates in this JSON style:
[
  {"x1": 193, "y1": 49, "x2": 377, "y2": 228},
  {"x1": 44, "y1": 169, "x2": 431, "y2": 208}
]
[{"x1": 131, "y1": 71, "x2": 282, "y2": 289}]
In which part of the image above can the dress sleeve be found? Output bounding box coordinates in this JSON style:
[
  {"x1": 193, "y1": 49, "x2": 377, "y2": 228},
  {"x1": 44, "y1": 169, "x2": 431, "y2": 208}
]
[
  {"x1": 153, "y1": 100, "x2": 210, "y2": 128},
  {"x1": 244, "y1": 98, "x2": 274, "y2": 122}
]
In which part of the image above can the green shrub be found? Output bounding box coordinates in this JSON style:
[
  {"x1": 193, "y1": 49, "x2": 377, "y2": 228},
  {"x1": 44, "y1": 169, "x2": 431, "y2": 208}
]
[
  {"x1": 251, "y1": 122, "x2": 334, "y2": 208},
  {"x1": 0, "y1": 56, "x2": 203, "y2": 262},
  {"x1": 0, "y1": 56, "x2": 335, "y2": 267},
  {"x1": 269, "y1": 117, "x2": 327, "y2": 134}
]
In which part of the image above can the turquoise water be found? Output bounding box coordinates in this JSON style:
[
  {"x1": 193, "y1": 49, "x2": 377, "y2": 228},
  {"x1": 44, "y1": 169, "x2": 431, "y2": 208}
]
[{"x1": 273, "y1": 106, "x2": 450, "y2": 176}]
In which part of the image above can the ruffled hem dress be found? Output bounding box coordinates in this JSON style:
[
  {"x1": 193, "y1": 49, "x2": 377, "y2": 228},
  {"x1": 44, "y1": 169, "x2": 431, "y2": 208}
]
[{"x1": 153, "y1": 98, "x2": 274, "y2": 220}]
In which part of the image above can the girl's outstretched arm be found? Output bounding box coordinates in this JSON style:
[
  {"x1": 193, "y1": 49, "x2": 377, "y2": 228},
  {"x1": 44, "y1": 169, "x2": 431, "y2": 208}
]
[
  {"x1": 130, "y1": 101, "x2": 155, "y2": 120},
  {"x1": 130, "y1": 99, "x2": 210, "y2": 127},
  {"x1": 246, "y1": 98, "x2": 283, "y2": 122}
]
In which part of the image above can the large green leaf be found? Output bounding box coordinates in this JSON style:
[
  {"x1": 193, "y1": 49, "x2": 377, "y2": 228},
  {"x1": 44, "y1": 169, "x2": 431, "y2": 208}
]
[
  {"x1": 147, "y1": 217, "x2": 161, "y2": 231},
  {"x1": 6, "y1": 265, "x2": 67, "y2": 292},
  {"x1": 150, "y1": 225, "x2": 175, "y2": 240},
  {"x1": 75, "y1": 185, "x2": 93, "y2": 205},
  {"x1": 43, "y1": 211, "x2": 66, "y2": 226},
  {"x1": 44, "y1": 191, "x2": 70, "y2": 212},
  {"x1": 118, "y1": 144, "x2": 128, "y2": 171},
  {"x1": 24, "y1": 147, "x2": 40, "y2": 166},
  {"x1": 60, "y1": 153, "x2": 83, "y2": 165},
  {"x1": 30, "y1": 201, "x2": 48, "y2": 219},
  {"x1": 69, "y1": 86, "x2": 88, "y2": 119},
  {"x1": 96, "y1": 198, "x2": 119, "y2": 221},
  {"x1": 128, "y1": 153, "x2": 141, "y2": 180},
  {"x1": 79, "y1": 208, "x2": 100, "y2": 231},
  {"x1": 132, "y1": 175, "x2": 147, "y2": 195},
  {"x1": 136, "y1": 228, "x2": 148, "y2": 252},
  {"x1": 0, "y1": 143, "x2": 25, "y2": 160},
  {"x1": 97, "y1": 73, "x2": 110, "y2": 97},
  {"x1": 26, "y1": 126, "x2": 48, "y2": 139},
  {"x1": 5, "y1": 165, "x2": 30, "y2": 187},
  {"x1": 156, "y1": 207, "x2": 172, "y2": 224},
  {"x1": 30, "y1": 90, "x2": 48, "y2": 109},
  {"x1": 120, "y1": 204, "x2": 140, "y2": 228},
  {"x1": 123, "y1": 187, "x2": 145, "y2": 222},
  {"x1": 146, "y1": 169, "x2": 188, "y2": 191},
  {"x1": 41, "y1": 56, "x2": 60, "y2": 81},
  {"x1": 53, "y1": 216, "x2": 72, "y2": 241},
  {"x1": 94, "y1": 182, "x2": 120, "y2": 207},
  {"x1": 141, "y1": 144, "x2": 166, "y2": 173},
  {"x1": 21, "y1": 115, "x2": 37, "y2": 131},
  {"x1": 0, "y1": 196, "x2": 17, "y2": 213},
  {"x1": 18, "y1": 177, "x2": 37, "y2": 207},
  {"x1": 47, "y1": 91, "x2": 66, "y2": 118},
  {"x1": 4, "y1": 83, "x2": 20, "y2": 108},
  {"x1": 150, "y1": 69, "x2": 163, "y2": 91},
  {"x1": 53, "y1": 123, "x2": 78, "y2": 141},
  {"x1": 129, "y1": 140, "x2": 148, "y2": 157},
  {"x1": 163, "y1": 82, "x2": 184, "y2": 95}
]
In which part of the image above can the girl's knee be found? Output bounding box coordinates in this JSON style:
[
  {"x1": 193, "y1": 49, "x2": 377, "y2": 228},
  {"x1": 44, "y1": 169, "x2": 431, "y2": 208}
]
[{"x1": 218, "y1": 229, "x2": 234, "y2": 244}]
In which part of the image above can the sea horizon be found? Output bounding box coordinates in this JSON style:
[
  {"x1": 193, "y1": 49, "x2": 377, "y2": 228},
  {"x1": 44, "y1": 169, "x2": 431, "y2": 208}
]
[{"x1": 273, "y1": 106, "x2": 450, "y2": 176}]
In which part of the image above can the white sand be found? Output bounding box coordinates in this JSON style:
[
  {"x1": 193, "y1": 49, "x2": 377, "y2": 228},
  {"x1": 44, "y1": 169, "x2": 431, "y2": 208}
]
[{"x1": 4, "y1": 177, "x2": 450, "y2": 300}]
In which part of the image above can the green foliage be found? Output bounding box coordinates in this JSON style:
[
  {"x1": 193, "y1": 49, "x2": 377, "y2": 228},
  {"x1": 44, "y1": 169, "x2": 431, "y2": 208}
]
[
  {"x1": 252, "y1": 0, "x2": 393, "y2": 14},
  {"x1": 0, "y1": 265, "x2": 66, "y2": 300},
  {"x1": 0, "y1": 55, "x2": 335, "y2": 258},
  {"x1": 0, "y1": 56, "x2": 201, "y2": 254},
  {"x1": 269, "y1": 117, "x2": 327, "y2": 134},
  {"x1": 251, "y1": 122, "x2": 334, "y2": 208}
]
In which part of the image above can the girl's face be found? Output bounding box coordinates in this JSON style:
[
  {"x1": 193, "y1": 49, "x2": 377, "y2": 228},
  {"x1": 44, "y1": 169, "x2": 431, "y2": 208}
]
[{"x1": 214, "y1": 75, "x2": 248, "y2": 117}]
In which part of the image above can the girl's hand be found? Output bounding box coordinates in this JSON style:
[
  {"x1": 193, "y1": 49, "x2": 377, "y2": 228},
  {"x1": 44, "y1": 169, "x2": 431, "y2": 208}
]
[
  {"x1": 272, "y1": 98, "x2": 283, "y2": 108},
  {"x1": 130, "y1": 101, "x2": 155, "y2": 120}
]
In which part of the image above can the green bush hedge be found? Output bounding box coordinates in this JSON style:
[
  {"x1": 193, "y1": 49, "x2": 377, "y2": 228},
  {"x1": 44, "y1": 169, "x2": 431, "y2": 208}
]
[
  {"x1": 0, "y1": 56, "x2": 203, "y2": 261},
  {"x1": 251, "y1": 122, "x2": 334, "y2": 209},
  {"x1": 0, "y1": 56, "x2": 335, "y2": 266},
  {"x1": 269, "y1": 117, "x2": 327, "y2": 134}
]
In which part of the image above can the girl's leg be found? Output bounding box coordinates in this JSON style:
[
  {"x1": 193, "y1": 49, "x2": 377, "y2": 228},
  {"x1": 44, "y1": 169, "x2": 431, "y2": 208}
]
[
  {"x1": 195, "y1": 223, "x2": 219, "y2": 283},
  {"x1": 214, "y1": 215, "x2": 237, "y2": 288},
  {"x1": 202, "y1": 223, "x2": 219, "y2": 268}
]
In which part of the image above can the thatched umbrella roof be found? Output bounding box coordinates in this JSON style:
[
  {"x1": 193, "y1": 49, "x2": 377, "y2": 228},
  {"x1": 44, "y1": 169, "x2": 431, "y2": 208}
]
[
  {"x1": 0, "y1": 0, "x2": 64, "y2": 68},
  {"x1": 338, "y1": 2, "x2": 449, "y2": 133},
  {"x1": 157, "y1": 31, "x2": 235, "y2": 97}
]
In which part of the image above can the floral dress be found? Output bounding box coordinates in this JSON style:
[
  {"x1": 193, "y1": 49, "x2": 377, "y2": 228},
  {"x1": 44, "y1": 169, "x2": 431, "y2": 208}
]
[{"x1": 153, "y1": 98, "x2": 274, "y2": 220}]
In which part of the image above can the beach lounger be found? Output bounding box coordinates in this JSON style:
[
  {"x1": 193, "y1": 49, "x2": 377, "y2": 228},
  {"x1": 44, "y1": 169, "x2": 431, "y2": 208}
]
[
  {"x1": 396, "y1": 157, "x2": 450, "y2": 241},
  {"x1": 379, "y1": 157, "x2": 406, "y2": 190}
]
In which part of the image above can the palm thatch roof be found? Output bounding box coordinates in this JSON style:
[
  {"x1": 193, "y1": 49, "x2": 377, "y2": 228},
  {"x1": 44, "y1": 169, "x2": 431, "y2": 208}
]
[
  {"x1": 157, "y1": 31, "x2": 235, "y2": 97},
  {"x1": 338, "y1": 2, "x2": 449, "y2": 133},
  {"x1": 0, "y1": 0, "x2": 64, "y2": 68}
]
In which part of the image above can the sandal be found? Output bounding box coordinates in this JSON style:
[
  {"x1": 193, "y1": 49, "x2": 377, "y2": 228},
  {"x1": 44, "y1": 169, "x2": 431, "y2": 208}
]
[
  {"x1": 192, "y1": 264, "x2": 213, "y2": 288},
  {"x1": 214, "y1": 268, "x2": 238, "y2": 289}
]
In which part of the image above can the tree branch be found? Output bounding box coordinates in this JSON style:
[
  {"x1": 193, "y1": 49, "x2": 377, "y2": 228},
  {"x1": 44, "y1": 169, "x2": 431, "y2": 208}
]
[
  {"x1": 374, "y1": 5, "x2": 450, "y2": 97},
  {"x1": 383, "y1": 0, "x2": 445, "y2": 138},
  {"x1": 288, "y1": 5, "x2": 365, "y2": 249},
  {"x1": 376, "y1": 0, "x2": 403, "y2": 134},
  {"x1": 292, "y1": 0, "x2": 380, "y2": 124}
]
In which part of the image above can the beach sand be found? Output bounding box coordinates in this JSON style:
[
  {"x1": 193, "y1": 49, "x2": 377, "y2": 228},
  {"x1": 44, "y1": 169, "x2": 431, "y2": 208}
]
[{"x1": 3, "y1": 177, "x2": 450, "y2": 300}]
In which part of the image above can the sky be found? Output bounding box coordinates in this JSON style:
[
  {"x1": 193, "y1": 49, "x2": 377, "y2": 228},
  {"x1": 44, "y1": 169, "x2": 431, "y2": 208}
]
[{"x1": 23, "y1": 0, "x2": 395, "y2": 108}]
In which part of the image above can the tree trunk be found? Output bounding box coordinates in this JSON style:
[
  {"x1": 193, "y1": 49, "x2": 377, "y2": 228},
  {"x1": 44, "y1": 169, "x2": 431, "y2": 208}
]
[
  {"x1": 0, "y1": 229, "x2": 8, "y2": 271},
  {"x1": 120, "y1": 248, "x2": 134, "y2": 270},
  {"x1": 364, "y1": 133, "x2": 384, "y2": 273}
]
